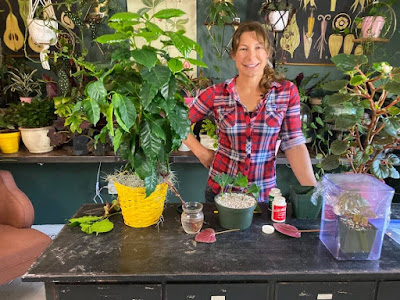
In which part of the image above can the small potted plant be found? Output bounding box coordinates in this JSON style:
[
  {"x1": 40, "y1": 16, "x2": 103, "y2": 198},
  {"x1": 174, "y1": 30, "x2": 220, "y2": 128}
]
[
  {"x1": 214, "y1": 172, "x2": 260, "y2": 230},
  {"x1": 0, "y1": 108, "x2": 20, "y2": 153},
  {"x1": 3, "y1": 68, "x2": 42, "y2": 103},
  {"x1": 258, "y1": 0, "x2": 293, "y2": 31},
  {"x1": 8, "y1": 98, "x2": 56, "y2": 153}
]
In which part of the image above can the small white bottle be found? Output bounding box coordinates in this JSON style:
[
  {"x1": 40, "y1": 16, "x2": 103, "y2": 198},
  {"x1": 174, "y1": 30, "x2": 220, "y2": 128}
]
[
  {"x1": 268, "y1": 188, "x2": 282, "y2": 211},
  {"x1": 272, "y1": 196, "x2": 287, "y2": 223}
]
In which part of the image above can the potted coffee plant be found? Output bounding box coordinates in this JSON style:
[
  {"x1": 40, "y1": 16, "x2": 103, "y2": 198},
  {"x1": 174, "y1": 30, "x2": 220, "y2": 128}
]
[
  {"x1": 214, "y1": 172, "x2": 260, "y2": 230},
  {"x1": 64, "y1": 9, "x2": 205, "y2": 228},
  {"x1": 320, "y1": 54, "x2": 400, "y2": 181},
  {"x1": 7, "y1": 98, "x2": 55, "y2": 153},
  {"x1": 3, "y1": 68, "x2": 42, "y2": 103}
]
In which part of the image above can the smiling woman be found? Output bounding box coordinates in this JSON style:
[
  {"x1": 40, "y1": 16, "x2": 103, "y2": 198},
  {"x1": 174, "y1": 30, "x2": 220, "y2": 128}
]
[{"x1": 182, "y1": 21, "x2": 317, "y2": 204}]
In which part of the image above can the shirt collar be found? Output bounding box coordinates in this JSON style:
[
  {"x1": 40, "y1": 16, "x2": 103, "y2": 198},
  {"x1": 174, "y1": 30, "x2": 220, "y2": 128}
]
[{"x1": 224, "y1": 76, "x2": 282, "y2": 92}]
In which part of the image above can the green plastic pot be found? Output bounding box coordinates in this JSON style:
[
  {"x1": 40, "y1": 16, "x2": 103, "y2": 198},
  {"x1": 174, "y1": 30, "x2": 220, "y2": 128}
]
[
  {"x1": 215, "y1": 195, "x2": 257, "y2": 230},
  {"x1": 290, "y1": 185, "x2": 321, "y2": 219}
]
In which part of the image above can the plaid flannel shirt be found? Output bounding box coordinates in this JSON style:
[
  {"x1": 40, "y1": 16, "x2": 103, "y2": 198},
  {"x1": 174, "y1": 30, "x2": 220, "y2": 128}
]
[{"x1": 188, "y1": 77, "x2": 305, "y2": 202}]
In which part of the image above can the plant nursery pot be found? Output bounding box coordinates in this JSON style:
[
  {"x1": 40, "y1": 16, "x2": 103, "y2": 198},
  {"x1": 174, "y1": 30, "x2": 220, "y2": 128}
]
[
  {"x1": 73, "y1": 135, "x2": 90, "y2": 156},
  {"x1": 0, "y1": 131, "x2": 20, "y2": 153},
  {"x1": 338, "y1": 217, "x2": 378, "y2": 257},
  {"x1": 361, "y1": 16, "x2": 385, "y2": 38},
  {"x1": 19, "y1": 97, "x2": 32, "y2": 104},
  {"x1": 19, "y1": 127, "x2": 53, "y2": 153},
  {"x1": 215, "y1": 195, "x2": 257, "y2": 230},
  {"x1": 266, "y1": 11, "x2": 289, "y2": 32},
  {"x1": 290, "y1": 185, "x2": 321, "y2": 219}
]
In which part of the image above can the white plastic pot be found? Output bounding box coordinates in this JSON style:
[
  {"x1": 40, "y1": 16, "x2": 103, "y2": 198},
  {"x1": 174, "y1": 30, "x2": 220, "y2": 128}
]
[
  {"x1": 266, "y1": 11, "x2": 289, "y2": 32},
  {"x1": 19, "y1": 127, "x2": 53, "y2": 153},
  {"x1": 28, "y1": 18, "x2": 58, "y2": 45}
]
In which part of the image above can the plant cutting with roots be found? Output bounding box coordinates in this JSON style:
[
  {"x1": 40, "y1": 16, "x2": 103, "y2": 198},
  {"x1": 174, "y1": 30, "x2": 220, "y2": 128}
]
[{"x1": 321, "y1": 54, "x2": 400, "y2": 180}]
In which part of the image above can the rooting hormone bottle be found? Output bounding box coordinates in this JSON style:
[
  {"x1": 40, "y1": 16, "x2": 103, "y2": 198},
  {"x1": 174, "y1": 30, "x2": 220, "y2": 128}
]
[
  {"x1": 272, "y1": 196, "x2": 287, "y2": 223},
  {"x1": 268, "y1": 188, "x2": 282, "y2": 211}
]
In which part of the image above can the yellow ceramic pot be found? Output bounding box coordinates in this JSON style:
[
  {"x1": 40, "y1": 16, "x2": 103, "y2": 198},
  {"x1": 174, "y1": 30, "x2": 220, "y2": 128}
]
[{"x1": 0, "y1": 131, "x2": 20, "y2": 153}]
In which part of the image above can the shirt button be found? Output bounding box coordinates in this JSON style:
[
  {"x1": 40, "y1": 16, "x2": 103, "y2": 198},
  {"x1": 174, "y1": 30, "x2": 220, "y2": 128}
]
[{"x1": 247, "y1": 154, "x2": 250, "y2": 158}]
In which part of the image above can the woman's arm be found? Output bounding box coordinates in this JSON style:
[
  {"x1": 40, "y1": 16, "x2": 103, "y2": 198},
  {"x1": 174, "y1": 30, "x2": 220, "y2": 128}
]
[
  {"x1": 284, "y1": 144, "x2": 317, "y2": 186},
  {"x1": 183, "y1": 134, "x2": 215, "y2": 169}
]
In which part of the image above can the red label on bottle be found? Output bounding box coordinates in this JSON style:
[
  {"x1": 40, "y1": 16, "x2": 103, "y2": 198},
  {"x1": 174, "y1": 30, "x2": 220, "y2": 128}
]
[{"x1": 272, "y1": 205, "x2": 286, "y2": 222}]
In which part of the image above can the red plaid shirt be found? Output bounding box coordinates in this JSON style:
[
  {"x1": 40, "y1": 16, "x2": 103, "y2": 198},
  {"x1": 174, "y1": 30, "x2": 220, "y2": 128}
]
[{"x1": 188, "y1": 77, "x2": 305, "y2": 202}]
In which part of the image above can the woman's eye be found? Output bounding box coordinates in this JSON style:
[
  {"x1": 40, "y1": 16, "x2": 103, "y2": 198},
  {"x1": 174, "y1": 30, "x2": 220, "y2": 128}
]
[{"x1": 239, "y1": 47, "x2": 247, "y2": 51}]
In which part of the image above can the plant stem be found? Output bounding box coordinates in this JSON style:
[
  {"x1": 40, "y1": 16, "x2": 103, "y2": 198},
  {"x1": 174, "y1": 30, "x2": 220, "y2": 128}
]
[{"x1": 214, "y1": 228, "x2": 240, "y2": 235}]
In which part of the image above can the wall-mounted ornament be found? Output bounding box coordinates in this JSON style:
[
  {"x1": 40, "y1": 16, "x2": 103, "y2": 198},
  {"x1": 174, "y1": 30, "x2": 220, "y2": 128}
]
[
  {"x1": 280, "y1": 12, "x2": 300, "y2": 58},
  {"x1": 314, "y1": 14, "x2": 331, "y2": 59},
  {"x1": 4, "y1": 0, "x2": 24, "y2": 52},
  {"x1": 303, "y1": 8, "x2": 315, "y2": 59},
  {"x1": 331, "y1": 0, "x2": 337, "y2": 12},
  {"x1": 299, "y1": 0, "x2": 316, "y2": 10},
  {"x1": 350, "y1": 0, "x2": 367, "y2": 13},
  {"x1": 332, "y1": 13, "x2": 352, "y2": 32}
]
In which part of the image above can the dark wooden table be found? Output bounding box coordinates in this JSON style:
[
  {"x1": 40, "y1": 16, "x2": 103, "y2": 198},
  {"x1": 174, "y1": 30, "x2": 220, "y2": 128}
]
[{"x1": 23, "y1": 203, "x2": 400, "y2": 300}]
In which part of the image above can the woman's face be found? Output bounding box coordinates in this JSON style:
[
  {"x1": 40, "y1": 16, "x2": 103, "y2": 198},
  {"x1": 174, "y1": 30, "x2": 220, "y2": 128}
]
[{"x1": 232, "y1": 31, "x2": 269, "y2": 79}]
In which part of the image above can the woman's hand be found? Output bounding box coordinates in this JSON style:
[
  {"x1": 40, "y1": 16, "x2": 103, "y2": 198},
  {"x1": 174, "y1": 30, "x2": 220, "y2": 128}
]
[{"x1": 198, "y1": 148, "x2": 215, "y2": 169}]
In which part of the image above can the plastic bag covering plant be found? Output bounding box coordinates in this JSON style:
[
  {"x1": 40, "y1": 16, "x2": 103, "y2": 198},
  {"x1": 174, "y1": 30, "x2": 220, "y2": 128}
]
[
  {"x1": 320, "y1": 54, "x2": 400, "y2": 180},
  {"x1": 69, "y1": 9, "x2": 206, "y2": 196},
  {"x1": 214, "y1": 172, "x2": 260, "y2": 199}
]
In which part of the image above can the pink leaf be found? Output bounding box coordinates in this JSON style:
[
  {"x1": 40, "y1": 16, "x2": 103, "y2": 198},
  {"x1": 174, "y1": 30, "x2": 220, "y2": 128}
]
[
  {"x1": 273, "y1": 223, "x2": 301, "y2": 238},
  {"x1": 195, "y1": 228, "x2": 216, "y2": 243}
]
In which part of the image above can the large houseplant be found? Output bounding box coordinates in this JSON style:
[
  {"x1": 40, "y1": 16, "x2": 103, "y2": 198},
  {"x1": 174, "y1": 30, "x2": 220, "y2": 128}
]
[
  {"x1": 320, "y1": 54, "x2": 400, "y2": 180},
  {"x1": 64, "y1": 9, "x2": 205, "y2": 227}
]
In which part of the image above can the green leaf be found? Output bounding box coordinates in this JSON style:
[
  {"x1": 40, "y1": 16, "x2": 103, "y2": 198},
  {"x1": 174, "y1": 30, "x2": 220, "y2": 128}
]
[
  {"x1": 106, "y1": 104, "x2": 114, "y2": 137},
  {"x1": 335, "y1": 114, "x2": 358, "y2": 129},
  {"x1": 186, "y1": 58, "x2": 208, "y2": 68},
  {"x1": 388, "y1": 153, "x2": 400, "y2": 165},
  {"x1": 233, "y1": 172, "x2": 248, "y2": 187},
  {"x1": 131, "y1": 49, "x2": 158, "y2": 70},
  {"x1": 355, "y1": 150, "x2": 369, "y2": 165},
  {"x1": 247, "y1": 183, "x2": 260, "y2": 199},
  {"x1": 383, "y1": 117, "x2": 400, "y2": 137},
  {"x1": 96, "y1": 33, "x2": 129, "y2": 44},
  {"x1": 83, "y1": 99, "x2": 100, "y2": 126},
  {"x1": 112, "y1": 93, "x2": 137, "y2": 130},
  {"x1": 371, "y1": 159, "x2": 390, "y2": 179},
  {"x1": 86, "y1": 81, "x2": 107, "y2": 103},
  {"x1": 134, "y1": 150, "x2": 152, "y2": 179},
  {"x1": 140, "y1": 120, "x2": 162, "y2": 159},
  {"x1": 350, "y1": 75, "x2": 366, "y2": 86},
  {"x1": 214, "y1": 173, "x2": 233, "y2": 190},
  {"x1": 141, "y1": 65, "x2": 171, "y2": 89},
  {"x1": 321, "y1": 155, "x2": 340, "y2": 171},
  {"x1": 112, "y1": 128, "x2": 123, "y2": 152},
  {"x1": 161, "y1": 77, "x2": 177, "y2": 100},
  {"x1": 68, "y1": 216, "x2": 102, "y2": 227},
  {"x1": 388, "y1": 106, "x2": 400, "y2": 115},
  {"x1": 91, "y1": 219, "x2": 114, "y2": 234},
  {"x1": 109, "y1": 12, "x2": 140, "y2": 22},
  {"x1": 153, "y1": 8, "x2": 185, "y2": 19},
  {"x1": 144, "y1": 169, "x2": 158, "y2": 197},
  {"x1": 325, "y1": 93, "x2": 353, "y2": 106},
  {"x1": 145, "y1": 21, "x2": 163, "y2": 35},
  {"x1": 361, "y1": 99, "x2": 371, "y2": 109},
  {"x1": 331, "y1": 140, "x2": 348, "y2": 155},
  {"x1": 315, "y1": 116, "x2": 324, "y2": 126},
  {"x1": 141, "y1": 83, "x2": 159, "y2": 109},
  {"x1": 389, "y1": 166, "x2": 400, "y2": 179},
  {"x1": 166, "y1": 31, "x2": 196, "y2": 58},
  {"x1": 168, "y1": 58, "x2": 183, "y2": 74},
  {"x1": 331, "y1": 54, "x2": 368, "y2": 72},
  {"x1": 169, "y1": 105, "x2": 190, "y2": 139},
  {"x1": 385, "y1": 81, "x2": 400, "y2": 95},
  {"x1": 321, "y1": 80, "x2": 349, "y2": 91}
]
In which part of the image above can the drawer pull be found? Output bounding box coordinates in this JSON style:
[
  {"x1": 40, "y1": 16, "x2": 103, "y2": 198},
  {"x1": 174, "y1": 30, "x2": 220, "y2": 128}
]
[
  {"x1": 211, "y1": 297, "x2": 225, "y2": 300},
  {"x1": 317, "y1": 294, "x2": 333, "y2": 300}
]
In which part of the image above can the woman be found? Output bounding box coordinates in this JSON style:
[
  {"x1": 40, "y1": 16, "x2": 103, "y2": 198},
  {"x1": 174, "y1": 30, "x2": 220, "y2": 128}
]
[{"x1": 183, "y1": 21, "x2": 317, "y2": 202}]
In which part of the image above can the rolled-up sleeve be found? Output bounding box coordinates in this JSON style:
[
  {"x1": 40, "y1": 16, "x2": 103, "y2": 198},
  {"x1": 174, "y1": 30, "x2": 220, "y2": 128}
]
[
  {"x1": 188, "y1": 86, "x2": 215, "y2": 124},
  {"x1": 279, "y1": 82, "x2": 306, "y2": 151}
]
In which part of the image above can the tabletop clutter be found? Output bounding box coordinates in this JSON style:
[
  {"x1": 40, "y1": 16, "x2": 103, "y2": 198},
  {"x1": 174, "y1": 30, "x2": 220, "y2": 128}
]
[{"x1": 193, "y1": 173, "x2": 395, "y2": 261}]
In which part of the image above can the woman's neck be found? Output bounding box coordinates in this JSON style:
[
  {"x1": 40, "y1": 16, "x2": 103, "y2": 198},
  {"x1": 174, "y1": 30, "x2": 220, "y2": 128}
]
[{"x1": 236, "y1": 75, "x2": 262, "y2": 95}]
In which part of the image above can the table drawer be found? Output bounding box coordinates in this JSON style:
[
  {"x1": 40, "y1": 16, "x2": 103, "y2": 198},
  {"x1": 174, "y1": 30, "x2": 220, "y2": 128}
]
[
  {"x1": 275, "y1": 282, "x2": 376, "y2": 300},
  {"x1": 166, "y1": 283, "x2": 269, "y2": 300},
  {"x1": 377, "y1": 281, "x2": 400, "y2": 300},
  {"x1": 53, "y1": 283, "x2": 162, "y2": 300}
]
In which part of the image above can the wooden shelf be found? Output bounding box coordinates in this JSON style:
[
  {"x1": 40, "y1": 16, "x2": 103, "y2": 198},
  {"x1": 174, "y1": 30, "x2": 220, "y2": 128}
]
[{"x1": 353, "y1": 38, "x2": 390, "y2": 43}]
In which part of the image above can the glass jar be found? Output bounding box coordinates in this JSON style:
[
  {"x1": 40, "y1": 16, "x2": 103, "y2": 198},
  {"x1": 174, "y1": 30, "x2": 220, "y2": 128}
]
[{"x1": 181, "y1": 202, "x2": 204, "y2": 234}]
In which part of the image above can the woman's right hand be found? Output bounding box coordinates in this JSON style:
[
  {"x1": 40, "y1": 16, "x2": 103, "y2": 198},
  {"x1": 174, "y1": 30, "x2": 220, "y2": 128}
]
[{"x1": 198, "y1": 148, "x2": 215, "y2": 169}]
